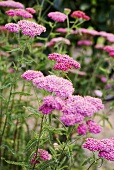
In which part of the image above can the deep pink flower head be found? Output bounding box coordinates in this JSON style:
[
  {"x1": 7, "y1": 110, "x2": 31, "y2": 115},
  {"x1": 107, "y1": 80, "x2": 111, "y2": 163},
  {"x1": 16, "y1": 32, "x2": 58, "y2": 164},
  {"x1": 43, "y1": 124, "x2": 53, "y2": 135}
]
[
  {"x1": 48, "y1": 11, "x2": 67, "y2": 22},
  {"x1": 82, "y1": 138, "x2": 100, "y2": 151},
  {"x1": 18, "y1": 20, "x2": 46, "y2": 37},
  {"x1": 77, "y1": 123, "x2": 88, "y2": 135},
  {"x1": 30, "y1": 149, "x2": 51, "y2": 165},
  {"x1": 86, "y1": 120, "x2": 102, "y2": 134},
  {"x1": 98, "y1": 151, "x2": 114, "y2": 161},
  {"x1": 109, "y1": 52, "x2": 114, "y2": 58},
  {"x1": 0, "y1": 1, "x2": 24, "y2": 9},
  {"x1": 6, "y1": 9, "x2": 33, "y2": 18},
  {"x1": 0, "y1": 25, "x2": 7, "y2": 31},
  {"x1": 100, "y1": 76, "x2": 107, "y2": 83},
  {"x1": 84, "y1": 96, "x2": 104, "y2": 111},
  {"x1": 103, "y1": 45, "x2": 114, "y2": 53},
  {"x1": 33, "y1": 75, "x2": 74, "y2": 98},
  {"x1": 77, "y1": 40, "x2": 92, "y2": 46},
  {"x1": 47, "y1": 37, "x2": 70, "y2": 47},
  {"x1": 5, "y1": 23, "x2": 20, "y2": 33},
  {"x1": 21, "y1": 70, "x2": 44, "y2": 81},
  {"x1": 26, "y1": 7, "x2": 36, "y2": 14},
  {"x1": 71, "y1": 10, "x2": 90, "y2": 20},
  {"x1": 39, "y1": 95, "x2": 65, "y2": 114},
  {"x1": 48, "y1": 53, "x2": 80, "y2": 71}
]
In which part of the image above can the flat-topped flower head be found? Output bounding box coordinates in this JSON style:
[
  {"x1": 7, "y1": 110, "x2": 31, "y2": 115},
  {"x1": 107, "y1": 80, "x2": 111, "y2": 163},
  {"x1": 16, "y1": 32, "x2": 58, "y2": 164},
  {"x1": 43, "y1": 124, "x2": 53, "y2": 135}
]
[
  {"x1": 5, "y1": 23, "x2": 20, "y2": 33},
  {"x1": 6, "y1": 9, "x2": 33, "y2": 18},
  {"x1": 39, "y1": 96, "x2": 65, "y2": 114},
  {"x1": 77, "y1": 40, "x2": 92, "y2": 46},
  {"x1": 47, "y1": 37, "x2": 70, "y2": 47},
  {"x1": 99, "y1": 151, "x2": 114, "y2": 161},
  {"x1": 71, "y1": 10, "x2": 90, "y2": 20},
  {"x1": 82, "y1": 138, "x2": 100, "y2": 151},
  {"x1": 86, "y1": 120, "x2": 102, "y2": 134},
  {"x1": 26, "y1": 7, "x2": 36, "y2": 14},
  {"x1": 48, "y1": 11, "x2": 67, "y2": 22},
  {"x1": 21, "y1": 70, "x2": 44, "y2": 81},
  {"x1": 48, "y1": 53, "x2": 80, "y2": 71},
  {"x1": 18, "y1": 20, "x2": 46, "y2": 37},
  {"x1": 84, "y1": 96, "x2": 104, "y2": 111},
  {"x1": 33, "y1": 75, "x2": 74, "y2": 98},
  {"x1": 0, "y1": 1, "x2": 24, "y2": 9},
  {"x1": 30, "y1": 149, "x2": 51, "y2": 165}
]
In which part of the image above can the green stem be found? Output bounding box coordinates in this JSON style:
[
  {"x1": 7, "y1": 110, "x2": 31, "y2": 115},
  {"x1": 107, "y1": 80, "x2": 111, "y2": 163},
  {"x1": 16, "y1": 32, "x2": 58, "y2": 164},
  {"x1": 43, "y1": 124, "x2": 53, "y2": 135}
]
[{"x1": 32, "y1": 115, "x2": 45, "y2": 170}]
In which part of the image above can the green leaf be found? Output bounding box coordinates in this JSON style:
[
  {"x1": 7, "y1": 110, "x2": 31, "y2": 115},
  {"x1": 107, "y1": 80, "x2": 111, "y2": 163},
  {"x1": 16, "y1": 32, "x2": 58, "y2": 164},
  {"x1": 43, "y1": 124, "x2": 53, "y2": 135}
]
[
  {"x1": 23, "y1": 106, "x2": 40, "y2": 115},
  {"x1": 5, "y1": 160, "x2": 25, "y2": 166},
  {"x1": 11, "y1": 92, "x2": 32, "y2": 96},
  {"x1": 7, "y1": 48, "x2": 20, "y2": 53},
  {"x1": 0, "y1": 83, "x2": 11, "y2": 90}
]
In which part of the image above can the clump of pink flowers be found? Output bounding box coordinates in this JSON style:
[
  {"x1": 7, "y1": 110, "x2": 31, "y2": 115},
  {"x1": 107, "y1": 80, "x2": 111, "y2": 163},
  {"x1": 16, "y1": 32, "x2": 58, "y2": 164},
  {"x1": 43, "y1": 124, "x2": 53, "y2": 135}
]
[
  {"x1": 83, "y1": 138, "x2": 114, "y2": 161},
  {"x1": 21, "y1": 70, "x2": 44, "y2": 81},
  {"x1": 5, "y1": 23, "x2": 20, "y2": 33},
  {"x1": 77, "y1": 40, "x2": 92, "y2": 46},
  {"x1": 26, "y1": 7, "x2": 36, "y2": 14},
  {"x1": 6, "y1": 9, "x2": 33, "y2": 18},
  {"x1": 30, "y1": 149, "x2": 51, "y2": 165},
  {"x1": 71, "y1": 10, "x2": 90, "y2": 20},
  {"x1": 48, "y1": 11, "x2": 67, "y2": 22},
  {"x1": 47, "y1": 37, "x2": 71, "y2": 47},
  {"x1": 48, "y1": 53, "x2": 80, "y2": 71},
  {"x1": 0, "y1": 0, "x2": 24, "y2": 9}
]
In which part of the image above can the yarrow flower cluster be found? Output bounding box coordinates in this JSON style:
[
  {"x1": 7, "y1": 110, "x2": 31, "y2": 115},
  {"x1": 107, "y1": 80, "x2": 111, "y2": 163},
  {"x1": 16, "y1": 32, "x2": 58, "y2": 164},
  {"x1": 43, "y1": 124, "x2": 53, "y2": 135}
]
[
  {"x1": 39, "y1": 96, "x2": 65, "y2": 114},
  {"x1": 103, "y1": 45, "x2": 114, "y2": 58},
  {"x1": 48, "y1": 11, "x2": 67, "y2": 22},
  {"x1": 5, "y1": 20, "x2": 46, "y2": 36},
  {"x1": 47, "y1": 37, "x2": 71, "y2": 47},
  {"x1": 60, "y1": 95, "x2": 104, "y2": 126},
  {"x1": 77, "y1": 40, "x2": 92, "y2": 46},
  {"x1": 48, "y1": 53, "x2": 80, "y2": 71},
  {"x1": 77, "y1": 120, "x2": 102, "y2": 135},
  {"x1": 71, "y1": 10, "x2": 90, "y2": 20},
  {"x1": 26, "y1": 7, "x2": 36, "y2": 14},
  {"x1": 30, "y1": 149, "x2": 51, "y2": 165},
  {"x1": 32, "y1": 75, "x2": 74, "y2": 98},
  {"x1": 0, "y1": 0, "x2": 24, "y2": 9},
  {"x1": 21, "y1": 70, "x2": 44, "y2": 81},
  {"x1": 6, "y1": 9, "x2": 33, "y2": 18},
  {"x1": 5, "y1": 23, "x2": 20, "y2": 33},
  {"x1": 83, "y1": 138, "x2": 114, "y2": 161}
]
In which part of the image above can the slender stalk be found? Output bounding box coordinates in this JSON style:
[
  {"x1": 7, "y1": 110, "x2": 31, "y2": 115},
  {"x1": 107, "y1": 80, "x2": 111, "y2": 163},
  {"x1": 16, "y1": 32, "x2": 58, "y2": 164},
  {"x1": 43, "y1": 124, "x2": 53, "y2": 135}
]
[{"x1": 32, "y1": 115, "x2": 45, "y2": 170}]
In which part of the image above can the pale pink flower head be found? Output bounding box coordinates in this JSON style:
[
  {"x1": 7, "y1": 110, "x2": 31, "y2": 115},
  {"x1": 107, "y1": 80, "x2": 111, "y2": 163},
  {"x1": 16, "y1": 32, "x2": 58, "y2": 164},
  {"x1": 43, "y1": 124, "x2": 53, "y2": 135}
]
[
  {"x1": 18, "y1": 20, "x2": 46, "y2": 37},
  {"x1": 30, "y1": 149, "x2": 51, "y2": 165},
  {"x1": 0, "y1": 25, "x2": 7, "y2": 31},
  {"x1": 26, "y1": 7, "x2": 36, "y2": 14},
  {"x1": 48, "y1": 11, "x2": 67, "y2": 22},
  {"x1": 77, "y1": 40, "x2": 92, "y2": 46},
  {"x1": 86, "y1": 120, "x2": 102, "y2": 134},
  {"x1": 47, "y1": 37, "x2": 70, "y2": 47},
  {"x1": 94, "y1": 44, "x2": 104, "y2": 50},
  {"x1": 77, "y1": 123, "x2": 88, "y2": 135},
  {"x1": 21, "y1": 70, "x2": 44, "y2": 81},
  {"x1": 71, "y1": 10, "x2": 90, "y2": 20},
  {"x1": 100, "y1": 76, "x2": 107, "y2": 83},
  {"x1": 6, "y1": 9, "x2": 33, "y2": 18},
  {"x1": 56, "y1": 28, "x2": 73, "y2": 34},
  {"x1": 0, "y1": 1, "x2": 24, "y2": 9},
  {"x1": 107, "y1": 35, "x2": 114, "y2": 43},
  {"x1": 33, "y1": 75, "x2": 74, "y2": 98},
  {"x1": 103, "y1": 45, "x2": 114, "y2": 53},
  {"x1": 5, "y1": 23, "x2": 20, "y2": 33}
]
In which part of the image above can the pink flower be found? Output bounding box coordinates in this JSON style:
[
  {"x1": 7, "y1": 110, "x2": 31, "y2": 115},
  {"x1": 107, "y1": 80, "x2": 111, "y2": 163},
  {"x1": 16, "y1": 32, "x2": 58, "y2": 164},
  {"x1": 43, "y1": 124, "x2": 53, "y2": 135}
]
[
  {"x1": 39, "y1": 95, "x2": 65, "y2": 114},
  {"x1": 0, "y1": 26, "x2": 7, "y2": 31},
  {"x1": 30, "y1": 149, "x2": 51, "y2": 165},
  {"x1": 56, "y1": 28, "x2": 73, "y2": 34},
  {"x1": 6, "y1": 9, "x2": 33, "y2": 18},
  {"x1": 21, "y1": 70, "x2": 44, "y2": 81},
  {"x1": 94, "y1": 44, "x2": 104, "y2": 50},
  {"x1": 48, "y1": 11, "x2": 67, "y2": 22},
  {"x1": 109, "y1": 52, "x2": 114, "y2": 58},
  {"x1": 60, "y1": 114, "x2": 79, "y2": 126},
  {"x1": 47, "y1": 37, "x2": 70, "y2": 47},
  {"x1": 48, "y1": 53, "x2": 80, "y2": 71},
  {"x1": 98, "y1": 151, "x2": 114, "y2": 161},
  {"x1": 5, "y1": 23, "x2": 20, "y2": 33},
  {"x1": 77, "y1": 124, "x2": 88, "y2": 135},
  {"x1": 77, "y1": 40, "x2": 92, "y2": 46},
  {"x1": 82, "y1": 138, "x2": 101, "y2": 151},
  {"x1": 33, "y1": 75, "x2": 74, "y2": 98},
  {"x1": 74, "y1": 28, "x2": 98, "y2": 36},
  {"x1": 26, "y1": 7, "x2": 36, "y2": 14},
  {"x1": 0, "y1": 0, "x2": 24, "y2": 9},
  {"x1": 71, "y1": 10, "x2": 90, "y2": 20},
  {"x1": 18, "y1": 20, "x2": 46, "y2": 37},
  {"x1": 100, "y1": 76, "x2": 107, "y2": 83},
  {"x1": 103, "y1": 45, "x2": 114, "y2": 53},
  {"x1": 86, "y1": 120, "x2": 102, "y2": 134}
]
